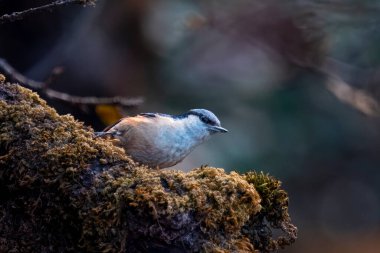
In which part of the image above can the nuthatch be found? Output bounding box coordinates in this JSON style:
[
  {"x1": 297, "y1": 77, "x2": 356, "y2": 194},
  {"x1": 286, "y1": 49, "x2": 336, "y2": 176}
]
[{"x1": 96, "y1": 109, "x2": 228, "y2": 168}]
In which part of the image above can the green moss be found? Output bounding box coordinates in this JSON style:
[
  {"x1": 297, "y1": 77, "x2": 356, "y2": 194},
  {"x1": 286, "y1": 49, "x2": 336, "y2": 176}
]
[
  {"x1": 0, "y1": 82, "x2": 296, "y2": 252},
  {"x1": 243, "y1": 172, "x2": 297, "y2": 252}
]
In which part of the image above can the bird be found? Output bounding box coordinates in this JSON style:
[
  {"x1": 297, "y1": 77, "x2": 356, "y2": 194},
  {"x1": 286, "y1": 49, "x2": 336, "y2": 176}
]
[{"x1": 96, "y1": 109, "x2": 228, "y2": 168}]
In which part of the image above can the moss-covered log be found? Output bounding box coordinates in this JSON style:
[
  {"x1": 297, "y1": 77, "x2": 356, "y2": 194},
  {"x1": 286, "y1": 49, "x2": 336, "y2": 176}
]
[{"x1": 0, "y1": 79, "x2": 297, "y2": 252}]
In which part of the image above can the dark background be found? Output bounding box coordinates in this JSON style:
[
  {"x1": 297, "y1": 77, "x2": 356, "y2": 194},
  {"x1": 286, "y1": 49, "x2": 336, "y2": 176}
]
[{"x1": 1, "y1": 1, "x2": 380, "y2": 252}]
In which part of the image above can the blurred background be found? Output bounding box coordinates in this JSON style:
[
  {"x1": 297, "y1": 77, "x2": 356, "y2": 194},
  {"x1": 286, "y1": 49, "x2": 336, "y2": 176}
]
[{"x1": 1, "y1": 0, "x2": 380, "y2": 252}]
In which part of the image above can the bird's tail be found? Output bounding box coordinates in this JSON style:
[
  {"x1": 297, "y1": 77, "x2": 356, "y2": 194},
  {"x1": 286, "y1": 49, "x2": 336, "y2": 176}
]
[{"x1": 94, "y1": 131, "x2": 113, "y2": 138}]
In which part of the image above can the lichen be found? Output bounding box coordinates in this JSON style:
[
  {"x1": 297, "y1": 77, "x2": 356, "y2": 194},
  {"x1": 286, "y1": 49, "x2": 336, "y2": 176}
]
[{"x1": 0, "y1": 81, "x2": 296, "y2": 252}]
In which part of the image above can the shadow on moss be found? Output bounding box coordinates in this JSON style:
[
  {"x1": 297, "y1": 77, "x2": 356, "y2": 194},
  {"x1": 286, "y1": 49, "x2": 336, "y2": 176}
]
[{"x1": 0, "y1": 79, "x2": 296, "y2": 252}]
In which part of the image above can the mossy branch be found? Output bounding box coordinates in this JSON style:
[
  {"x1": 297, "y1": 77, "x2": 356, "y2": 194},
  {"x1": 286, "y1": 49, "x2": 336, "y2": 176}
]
[{"x1": 0, "y1": 78, "x2": 297, "y2": 252}]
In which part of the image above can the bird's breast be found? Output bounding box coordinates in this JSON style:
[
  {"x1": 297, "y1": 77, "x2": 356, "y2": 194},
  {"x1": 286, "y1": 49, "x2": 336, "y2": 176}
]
[
  {"x1": 154, "y1": 128, "x2": 196, "y2": 155},
  {"x1": 147, "y1": 125, "x2": 203, "y2": 166}
]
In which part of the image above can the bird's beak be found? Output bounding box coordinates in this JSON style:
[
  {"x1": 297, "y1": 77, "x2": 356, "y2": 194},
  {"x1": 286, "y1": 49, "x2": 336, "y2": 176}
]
[{"x1": 209, "y1": 126, "x2": 228, "y2": 133}]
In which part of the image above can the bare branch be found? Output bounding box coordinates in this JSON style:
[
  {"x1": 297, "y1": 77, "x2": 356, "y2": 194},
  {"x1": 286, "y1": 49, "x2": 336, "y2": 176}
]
[
  {"x1": 44, "y1": 89, "x2": 143, "y2": 107},
  {"x1": 0, "y1": 58, "x2": 42, "y2": 90},
  {"x1": 326, "y1": 76, "x2": 380, "y2": 117},
  {"x1": 0, "y1": 0, "x2": 96, "y2": 25},
  {"x1": 320, "y1": 58, "x2": 380, "y2": 117},
  {"x1": 0, "y1": 58, "x2": 143, "y2": 107}
]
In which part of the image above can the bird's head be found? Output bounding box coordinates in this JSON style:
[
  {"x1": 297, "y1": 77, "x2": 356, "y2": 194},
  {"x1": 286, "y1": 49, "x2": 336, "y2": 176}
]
[
  {"x1": 174, "y1": 109, "x2": 228, "y2": 143},
  {"x1": 187, "y1": 109, "x2": 228, "y2": 133}
]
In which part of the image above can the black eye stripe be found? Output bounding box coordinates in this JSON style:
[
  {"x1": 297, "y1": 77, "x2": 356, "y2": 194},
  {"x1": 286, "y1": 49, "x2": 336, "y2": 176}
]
[
  {"x1": 178, "y1": 110, "x2": 218, "y2": 126},
  {"x1": 200, "y1": 115, "x2": 216, "y2": 125}
]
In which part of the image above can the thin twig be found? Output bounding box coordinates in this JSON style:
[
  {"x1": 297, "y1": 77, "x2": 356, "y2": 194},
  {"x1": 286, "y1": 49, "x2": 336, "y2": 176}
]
[
  {"x1": 0, "y1": 0, "x2": 96, "y2": 25},
  {"x1": 0, "y1": 58, "x2": 143, "y2": 107}
]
